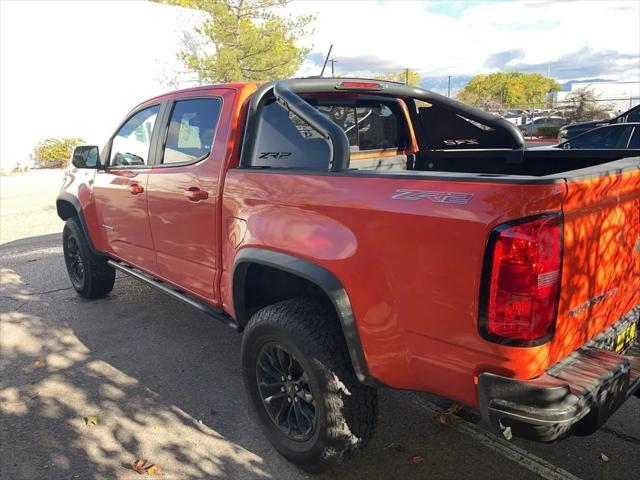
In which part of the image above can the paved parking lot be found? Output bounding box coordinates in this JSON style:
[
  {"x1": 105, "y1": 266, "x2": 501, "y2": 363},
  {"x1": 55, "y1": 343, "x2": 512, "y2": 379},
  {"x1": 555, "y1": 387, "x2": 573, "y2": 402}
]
[
  {"x1": 1, "y1": 169, "x2": 639, "y2": 479},
  {"x1": 1, "y1": 232, "x2": 639, "y2": 480}
]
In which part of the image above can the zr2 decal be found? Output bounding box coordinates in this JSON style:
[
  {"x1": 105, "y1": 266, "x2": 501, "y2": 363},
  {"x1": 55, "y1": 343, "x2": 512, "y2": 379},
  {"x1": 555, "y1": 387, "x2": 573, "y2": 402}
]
[
  {"x1": 258, "y1": 152, "x2": 292, "y2": 160},
  {"x1": 392, "y1": 189, "x2": 474, "y2": 205},
  {"x1": 443, "y1": 139, "x2": 479, "y2": 146}
]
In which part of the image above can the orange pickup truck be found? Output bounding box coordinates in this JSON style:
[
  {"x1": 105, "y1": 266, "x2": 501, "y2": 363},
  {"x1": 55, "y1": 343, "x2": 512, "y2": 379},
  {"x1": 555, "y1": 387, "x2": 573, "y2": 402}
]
[{"x1": 58, "y1": 78, "x2": 640, "y2": 472}]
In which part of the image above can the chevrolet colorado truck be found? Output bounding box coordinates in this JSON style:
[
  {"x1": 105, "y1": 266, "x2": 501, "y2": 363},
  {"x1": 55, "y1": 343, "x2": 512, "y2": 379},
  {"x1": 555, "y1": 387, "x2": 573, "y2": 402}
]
[{"x1": 58, "y1": 78, "x2": 640, "y2": 472}]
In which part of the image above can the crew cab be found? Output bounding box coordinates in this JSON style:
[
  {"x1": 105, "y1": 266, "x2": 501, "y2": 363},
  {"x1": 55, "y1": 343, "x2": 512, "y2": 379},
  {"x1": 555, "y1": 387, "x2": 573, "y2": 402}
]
[{"x1": 57, "y1": 78, "x2": 640, "y2": 472}]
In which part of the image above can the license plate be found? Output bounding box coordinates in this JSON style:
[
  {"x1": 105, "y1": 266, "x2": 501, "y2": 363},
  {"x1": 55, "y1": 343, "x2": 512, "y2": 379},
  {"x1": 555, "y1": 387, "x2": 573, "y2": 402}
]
[{"x1": 614, "y1": 319, "x2": 638, "y2": 353}]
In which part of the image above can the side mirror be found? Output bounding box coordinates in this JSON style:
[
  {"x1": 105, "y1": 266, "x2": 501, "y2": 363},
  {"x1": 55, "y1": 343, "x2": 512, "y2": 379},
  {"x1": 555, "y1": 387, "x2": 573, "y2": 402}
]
[
  {"x1": 71, "y1": 145, "x2": 100, "y2": 169},
  {"x1": 562, "y1": 142, "x2": 572, "y2": 150}
]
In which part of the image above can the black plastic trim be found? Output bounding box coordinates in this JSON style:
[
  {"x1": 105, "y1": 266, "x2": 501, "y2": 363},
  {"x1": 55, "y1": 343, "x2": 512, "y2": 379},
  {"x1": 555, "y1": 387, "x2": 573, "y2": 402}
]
[
  {"x1": 107, "y1": 260, "x2": 239, "y2": 331},
  {"x1": 232, "y1": 247, "x2": 375, "y2": 385},
  {"x1": 478, "y1": 212, "x2": 564, "y2": 347},
  {"x1": 56, "y1": 192, "x2": 102, "y2": 256}
]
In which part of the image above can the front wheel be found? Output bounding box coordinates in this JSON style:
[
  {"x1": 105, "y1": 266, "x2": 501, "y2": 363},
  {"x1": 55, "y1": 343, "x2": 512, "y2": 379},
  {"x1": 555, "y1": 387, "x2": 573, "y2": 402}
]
[
  {"x1": 241, "y1": 298, "x2": 378, "y2": 473},
  {"x1": 63, "y1": 218, "x2": 115, "y2": 299}
]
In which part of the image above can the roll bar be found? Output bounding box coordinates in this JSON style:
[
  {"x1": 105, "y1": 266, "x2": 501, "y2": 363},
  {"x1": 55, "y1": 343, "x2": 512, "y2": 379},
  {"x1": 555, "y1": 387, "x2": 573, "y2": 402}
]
[{"x1": 239, "y1": 78, "x2": 525, "y2": 171}]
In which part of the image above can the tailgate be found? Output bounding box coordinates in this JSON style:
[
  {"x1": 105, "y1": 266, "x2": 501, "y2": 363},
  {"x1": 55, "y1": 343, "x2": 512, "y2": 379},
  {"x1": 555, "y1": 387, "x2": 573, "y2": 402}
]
[{"x1": 550, "y1": 166, "x2": 640, "y2": 364}]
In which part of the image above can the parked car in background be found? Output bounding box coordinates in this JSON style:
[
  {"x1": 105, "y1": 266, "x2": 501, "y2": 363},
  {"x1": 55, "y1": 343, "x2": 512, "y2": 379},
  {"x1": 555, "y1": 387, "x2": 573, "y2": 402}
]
[
  {"x1": 558, "y1": 104, "x2": 640, "y2": 143},
  {"x1": 519, "y1": 116, "x2": 566, "y2": 137},
  {"x1": 531, "y1": 123, "x2": 640, "y2": 150}
]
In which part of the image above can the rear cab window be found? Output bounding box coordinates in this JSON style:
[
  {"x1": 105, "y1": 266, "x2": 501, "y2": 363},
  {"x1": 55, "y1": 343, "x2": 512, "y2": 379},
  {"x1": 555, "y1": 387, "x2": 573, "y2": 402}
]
[{"x1": 249, "y1": 95, "x2": 413, "y2": 171}]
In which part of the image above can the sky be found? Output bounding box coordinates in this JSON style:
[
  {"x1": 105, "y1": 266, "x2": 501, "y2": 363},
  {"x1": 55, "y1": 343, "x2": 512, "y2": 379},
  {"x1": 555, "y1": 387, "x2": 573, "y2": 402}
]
[{"x1": 1, "y1": 0, "x2": 639, "y2": 171}]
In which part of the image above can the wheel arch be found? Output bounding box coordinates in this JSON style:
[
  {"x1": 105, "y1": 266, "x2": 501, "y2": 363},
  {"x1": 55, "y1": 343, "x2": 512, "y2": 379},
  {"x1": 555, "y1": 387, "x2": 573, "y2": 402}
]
[
  {"x1": 56, "y1": 192, "x2": 102, "y2": 255},
  {"x1": 232, "y1": 248, "x2": 374, "y2": 386}
]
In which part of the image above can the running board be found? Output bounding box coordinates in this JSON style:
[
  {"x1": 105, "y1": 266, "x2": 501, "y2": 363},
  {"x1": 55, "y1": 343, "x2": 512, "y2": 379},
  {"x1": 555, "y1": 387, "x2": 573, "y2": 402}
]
[{"x1": 107, "y1": 260, "x2": 239, "y2": 331}]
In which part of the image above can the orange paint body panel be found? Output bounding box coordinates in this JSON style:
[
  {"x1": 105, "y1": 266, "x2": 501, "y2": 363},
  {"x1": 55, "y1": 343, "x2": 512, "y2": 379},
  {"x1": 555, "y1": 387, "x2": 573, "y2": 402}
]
[{"x1": 60, "y1": 81, "x2": 640, "y2": 414}]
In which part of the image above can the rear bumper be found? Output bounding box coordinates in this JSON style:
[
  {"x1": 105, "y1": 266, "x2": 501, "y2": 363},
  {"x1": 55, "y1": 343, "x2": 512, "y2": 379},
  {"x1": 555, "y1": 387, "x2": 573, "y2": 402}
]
[{"x1": 478, "y1": 306, "x2": 640, "y2": 442}]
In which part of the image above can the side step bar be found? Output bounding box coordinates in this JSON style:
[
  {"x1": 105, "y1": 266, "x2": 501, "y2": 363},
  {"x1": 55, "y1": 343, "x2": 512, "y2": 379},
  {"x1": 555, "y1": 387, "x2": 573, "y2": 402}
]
[{"x1": 107, "y1": 260, "x2": 239, "y2": 331}]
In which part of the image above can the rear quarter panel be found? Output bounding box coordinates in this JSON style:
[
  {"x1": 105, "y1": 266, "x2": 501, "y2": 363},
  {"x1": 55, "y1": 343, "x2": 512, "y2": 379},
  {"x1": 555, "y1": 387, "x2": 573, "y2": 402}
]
[{"x1": 221, "y1": 171, "x2": 566, "y2": 407}]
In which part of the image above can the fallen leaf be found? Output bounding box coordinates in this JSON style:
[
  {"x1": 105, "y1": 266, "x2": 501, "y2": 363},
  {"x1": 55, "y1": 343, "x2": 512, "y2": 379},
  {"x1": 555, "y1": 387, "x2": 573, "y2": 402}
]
[
  {"x1": 410, "y1": 455, "x2": 425, "y2": 465},
  {"x1": 146, "y1": 464, "x2": 160, "y2": 476},
  {"x1": 502, "y1": 426, "x2": 513, "y2": 441},
  {"x1": 84, "y1": 416, "x2": 98, "y2": 426},
  {"x1": 132, "y1": 458, "x2": 147, "y2": 474},
  {"x1": 438, "y1": 403, "x2": 463, "y2": 425},
  {"x1": 33, "y1": 358, "x2": 43, "y2": 368},
  {"x1": 442, "y1": 403, "x2": 463, "y2": 415},
  {"x1": 438, "y1": 412, "x2": 455, "y2": 425},
  {"x1": 600, "y1": 453, "x2": 609, "y2": 463}
]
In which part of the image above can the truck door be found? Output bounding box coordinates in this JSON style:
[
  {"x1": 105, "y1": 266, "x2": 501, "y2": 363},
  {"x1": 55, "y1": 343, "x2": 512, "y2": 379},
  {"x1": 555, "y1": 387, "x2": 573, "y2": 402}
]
[
  {"x1": 146, "y1": 90, "x2": 234, "y2": 303},
  {"x1": 93, "y1": 104, "x2": 161, "y2": 274}
]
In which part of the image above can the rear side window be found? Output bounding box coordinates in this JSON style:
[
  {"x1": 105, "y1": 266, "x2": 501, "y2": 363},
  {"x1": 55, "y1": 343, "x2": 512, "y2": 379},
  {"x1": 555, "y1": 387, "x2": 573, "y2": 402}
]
[
  {"x1": 163, "y1": 98, "x2": 222, "y2": 165},
  {"x1": 314, "y1": 99, "x2": 408, "y2": 153}
]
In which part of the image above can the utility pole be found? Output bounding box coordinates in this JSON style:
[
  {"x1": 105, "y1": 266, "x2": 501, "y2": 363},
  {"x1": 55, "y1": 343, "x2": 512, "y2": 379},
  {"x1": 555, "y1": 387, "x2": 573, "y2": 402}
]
[
  {"x1": 447, "y1": 75, "x2": 451, "y2": 98},
  {"x1": 405, "y1": 68, "x2": 409, "y2": 85},
  {"x1": 330, "y1": 59, "x2": 337, "y2": 77}
]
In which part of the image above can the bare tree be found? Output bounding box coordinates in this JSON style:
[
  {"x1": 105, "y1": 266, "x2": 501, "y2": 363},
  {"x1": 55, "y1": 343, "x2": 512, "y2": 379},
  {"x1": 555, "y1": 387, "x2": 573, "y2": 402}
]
[{"x1": 563, "y1": 87, "x2": 614, "y2": 123}]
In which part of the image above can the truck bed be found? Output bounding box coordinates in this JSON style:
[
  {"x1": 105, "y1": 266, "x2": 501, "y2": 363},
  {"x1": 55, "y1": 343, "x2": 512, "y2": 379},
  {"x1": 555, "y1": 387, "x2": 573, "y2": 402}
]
[{"x1": 414, "y1": 149, "x2": 640, "y2": 178}]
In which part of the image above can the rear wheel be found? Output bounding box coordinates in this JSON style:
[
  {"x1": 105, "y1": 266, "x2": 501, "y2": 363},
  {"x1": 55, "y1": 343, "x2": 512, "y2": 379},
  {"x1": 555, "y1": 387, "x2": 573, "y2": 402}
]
[
  {"x1": 241, "y1": 298, "x2": 378, "y2": 473},
  {"x1": 63, "y1": 218, "x2": 115, "y2": 299}
]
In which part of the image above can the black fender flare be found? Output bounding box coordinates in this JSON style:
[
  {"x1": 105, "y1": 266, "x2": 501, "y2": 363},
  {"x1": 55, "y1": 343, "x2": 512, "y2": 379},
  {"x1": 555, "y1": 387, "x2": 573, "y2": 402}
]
[
  {"x1": 232, "y1": 248, "x2": 375, "y2": 386},
  {"x1": 56, "y1": 192, "x2": 102, "y2": 255}
]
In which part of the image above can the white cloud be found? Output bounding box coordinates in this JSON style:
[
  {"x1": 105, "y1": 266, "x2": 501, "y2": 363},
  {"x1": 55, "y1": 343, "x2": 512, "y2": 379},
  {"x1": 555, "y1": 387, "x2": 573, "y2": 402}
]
[{"x1": 287, "y1": 0, "x2": 640, "y2": 79}]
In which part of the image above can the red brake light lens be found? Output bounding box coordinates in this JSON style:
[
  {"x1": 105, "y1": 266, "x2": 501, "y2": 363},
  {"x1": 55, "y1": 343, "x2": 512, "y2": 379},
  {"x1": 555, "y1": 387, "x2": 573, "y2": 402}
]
[
  {"x1": 481, "y1": 214, "x2": 562, "y2": 344},
  {"x1": 336, "y1": 81, "x2": 383, "y2": 90}
]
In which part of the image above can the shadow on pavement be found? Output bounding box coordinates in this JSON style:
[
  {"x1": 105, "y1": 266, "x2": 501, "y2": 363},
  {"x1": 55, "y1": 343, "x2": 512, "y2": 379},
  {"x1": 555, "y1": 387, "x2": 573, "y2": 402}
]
[{"x1": 1, "y1": 234, "x2": 543, "y2": 480}]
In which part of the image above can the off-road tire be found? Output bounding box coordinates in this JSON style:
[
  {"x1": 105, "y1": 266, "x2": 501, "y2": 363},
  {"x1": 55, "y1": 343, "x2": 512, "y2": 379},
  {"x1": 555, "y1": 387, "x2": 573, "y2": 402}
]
[
  {"x1": 62, "y1": 218, "x2": 115, "y2": 299},
  {"x1": 241, "y1": 298, "x2": 378, "y2": 473}
]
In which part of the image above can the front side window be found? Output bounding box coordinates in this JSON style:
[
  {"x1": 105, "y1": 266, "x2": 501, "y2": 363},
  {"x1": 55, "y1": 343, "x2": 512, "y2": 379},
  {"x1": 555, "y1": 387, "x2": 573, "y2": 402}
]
[
  {"x1": 110, "y1": 105, "x2": 159, "y2": 167},
  {"x1": 163, "y1": 98, "x2": 222, "y2": 164}
]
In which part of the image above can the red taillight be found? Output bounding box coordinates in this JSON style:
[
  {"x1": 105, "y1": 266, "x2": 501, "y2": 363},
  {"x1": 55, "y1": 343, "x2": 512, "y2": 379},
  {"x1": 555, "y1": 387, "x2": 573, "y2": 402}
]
[
  {"x1": 336, "y1": 81, "x2": 383, "y2": 90},
  {"x1": 480, "y1": 214, "x2": 562, "y2": 344}
]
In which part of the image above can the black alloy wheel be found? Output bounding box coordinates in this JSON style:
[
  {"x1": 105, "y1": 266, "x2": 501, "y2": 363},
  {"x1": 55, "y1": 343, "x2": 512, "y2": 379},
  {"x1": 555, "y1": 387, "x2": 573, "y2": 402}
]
[{"x1": 256, "y1": 342, "x2": 316, "y2": 441}]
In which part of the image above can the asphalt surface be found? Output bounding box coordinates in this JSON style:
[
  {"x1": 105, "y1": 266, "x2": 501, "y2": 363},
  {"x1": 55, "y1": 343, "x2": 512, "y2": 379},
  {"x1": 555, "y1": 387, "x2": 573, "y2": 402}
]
[{"x1": 1, "y1": 233, "x2": 639, "y2": 480}]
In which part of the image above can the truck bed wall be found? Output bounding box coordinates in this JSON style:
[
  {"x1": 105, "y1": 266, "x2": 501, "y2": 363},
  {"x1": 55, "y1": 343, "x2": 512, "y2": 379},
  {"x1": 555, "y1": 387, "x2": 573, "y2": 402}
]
[{"x1": 416, "y1": 149, "x2": 639, "y2": 176}]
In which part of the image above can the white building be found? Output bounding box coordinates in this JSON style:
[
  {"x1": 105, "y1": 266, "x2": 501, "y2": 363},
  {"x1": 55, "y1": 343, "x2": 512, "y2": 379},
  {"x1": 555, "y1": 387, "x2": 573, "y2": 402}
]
[{"x1": 554, "y1": 81, "x2": 640, "y2": 114}]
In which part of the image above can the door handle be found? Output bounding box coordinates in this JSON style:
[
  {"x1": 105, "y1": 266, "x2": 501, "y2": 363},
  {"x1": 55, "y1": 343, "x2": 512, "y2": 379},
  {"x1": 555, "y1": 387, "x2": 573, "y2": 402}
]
[
  {"x1": 127, "y1": 183, "x2": 144, "y2": 195},
  {"x1": 183, "y1": 187, "x2": 209, "y2": 202}
]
